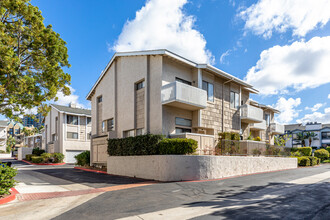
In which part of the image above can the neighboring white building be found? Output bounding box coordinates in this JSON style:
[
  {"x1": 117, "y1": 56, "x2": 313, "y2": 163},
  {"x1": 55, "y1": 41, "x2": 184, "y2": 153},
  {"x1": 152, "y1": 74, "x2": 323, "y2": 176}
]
[
  {"x1": 0, "y1": 120, "x2": 8, "y2": 152},
  {"x1": 284, "y1": 122, "x2": 330, "y2": 148},
  {"x1": 44, "y1": 103, "x2": 92, "y2": 163}
]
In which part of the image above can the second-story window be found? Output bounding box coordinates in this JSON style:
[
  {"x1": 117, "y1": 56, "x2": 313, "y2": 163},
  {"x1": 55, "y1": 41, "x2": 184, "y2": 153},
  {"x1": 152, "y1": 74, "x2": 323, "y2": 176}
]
[
  {"x1": 265, "y1": 113, "x2": 270, "y2": 126},
  {"x1": 107, "y1": 118, "x2": 114, "y2": 131},
  {"x1": 67, "y1": 115, "x2": 78, "y2": 125},
  {"x1": 136, "y1": 81, "x2": 145, "y2": 90},
  {"x1": 202, "y1": 81, "x2": 214, "y2": 102},
  {"x1": 230, "y1": 91, "x2": 239, "y2": 109},
  {"x1": 97, "y1": 96, "x2": 102, "y2": 103},
  {"x1": 102, "y1": 121, "x2": 106, "y2": 133},
  {"x1": 87, "y1": 117, "x2": 91, "y2": 125}
]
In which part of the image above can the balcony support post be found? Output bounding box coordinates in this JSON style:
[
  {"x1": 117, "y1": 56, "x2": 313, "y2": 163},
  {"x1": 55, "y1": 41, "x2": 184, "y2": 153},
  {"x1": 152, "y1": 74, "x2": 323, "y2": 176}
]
[{"x1": 197, "y1": 69, "x2": 202, "y2": 127}]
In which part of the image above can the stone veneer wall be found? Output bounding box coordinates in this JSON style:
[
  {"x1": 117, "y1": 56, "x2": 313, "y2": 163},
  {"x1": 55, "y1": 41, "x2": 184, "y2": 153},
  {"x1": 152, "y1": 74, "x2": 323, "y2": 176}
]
[{"x1": 107, "y1": 155, "x2": 297, "y2": 182}]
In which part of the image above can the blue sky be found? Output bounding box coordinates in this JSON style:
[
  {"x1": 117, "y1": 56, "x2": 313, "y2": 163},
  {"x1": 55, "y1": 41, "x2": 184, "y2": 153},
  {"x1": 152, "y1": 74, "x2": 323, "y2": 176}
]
[{"x1": 10, "y1": 0, "x2": 330, "y2": 124}]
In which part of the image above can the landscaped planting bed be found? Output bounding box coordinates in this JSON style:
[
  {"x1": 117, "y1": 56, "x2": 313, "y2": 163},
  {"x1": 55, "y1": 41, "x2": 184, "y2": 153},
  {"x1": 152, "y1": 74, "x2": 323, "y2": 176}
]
[{"x1": 24, "y1": 148, "x2": 65, "y2": 165}]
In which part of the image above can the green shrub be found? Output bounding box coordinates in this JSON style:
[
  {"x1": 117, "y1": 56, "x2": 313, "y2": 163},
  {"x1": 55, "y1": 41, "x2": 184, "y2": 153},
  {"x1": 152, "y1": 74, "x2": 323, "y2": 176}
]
[
  {"x1": 323, "y1": 159, "x2": 330, "y2": 163},
  {"x1": 6, "y1": 145, "x2": 11, "y2": 153},
  {"x1": 297, "y1": 157, "x2": 310, "y2": 166},
  {"x1": 291, "y1": 147, "x2": 299, "y2": 152},
  {"x1": 326, "y1": 147, "x2": 330, "y2": 154},
  {"x1": 297, "y1": 147, "x2": 312, "y2": 156},
  {"x1": 41, "y1": 153, "x2": 52, "y2": 163},
  {"x1": 0, "y1": 150, "x2": 6, "y2": 153},
  {"x1": 0, "y1": 164, "x2": 17, "y2": 195},
  {"x1": 252, "y1": 148, "x2": 261, "y2": 156},
  {"x1": 253, "y1": 136, "x2": 261, "y2": 141},
  {"x1": 108, "y1": 134, "x2": 164, "y2": 156},
  {"x1": 308, "y1": 156, "x2": 319, "y2": 166},
  {"x1": 291, "y1": 151, "x2": 302, "y2": 157},
  {"x1": 53, "y1": 153, "x2": 65, "y2": 163},
  {"x1": 266, "y1": 145, "x2": 281, "y2": 156},
  {"x1": 158, "y1": 138, "x2": 198, "y2": 155},
  {"x1": 31, "y1": 156, "x2": 43, "y2": 164},
  {"x1": 32, "y1": 147, "x2": 45, "y2": 156},
  {"x1": 75, "y1": 151, "x2": 90, "y2": 166},
  {"x1": 314, "y1": 149, "x2": 329, "y2": 161},
  {"x1": 231, "y1": 133, "x2": 240, "y2": 141},
  {"x1": 25, "y1": 154, "x2": 36, "y2": 161}
]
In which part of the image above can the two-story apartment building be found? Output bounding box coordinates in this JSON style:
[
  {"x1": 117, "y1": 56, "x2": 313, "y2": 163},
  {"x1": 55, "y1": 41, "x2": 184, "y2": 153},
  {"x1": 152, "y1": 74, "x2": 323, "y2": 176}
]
[
  {"x1": 86, "y1": 50, "x2": 283, "y2": 164},
  {"x1": 7, "y1": 120, "x2": 24, "y2": 148},
  {"x1": 43, "y1": 103, "x2": 91, "y2": 163},
  {"x1": 0, "y1": 120, "x2": 8, "y2": 152},
  {"x1": 284, "y1": 122, "x2": 330, "y2": 148}
]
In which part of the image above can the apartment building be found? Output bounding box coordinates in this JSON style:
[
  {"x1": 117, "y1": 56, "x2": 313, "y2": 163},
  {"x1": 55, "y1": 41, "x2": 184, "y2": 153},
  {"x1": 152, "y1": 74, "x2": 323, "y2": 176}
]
[
  {"x1": 43, "y1": 103, "x2": 91, "y2": 163},
  {"x1": 0, "y1": 120, "x2": 8, "y2": 152},
  {"x1": 22, "y1": 113, "x2": 44, "y2": 129},
  {"x1": 7, "y1": 120, "x2": 24, "y2": 148},
  {"x1": 284, "y1": 122, "x2": 330, "y2": 148},
  {"x1": 24, "y1": 134, "x2": 42, "y2": 149},
  {"x1": 86, "y1": 49, "x2": 283, "y2": 164}
]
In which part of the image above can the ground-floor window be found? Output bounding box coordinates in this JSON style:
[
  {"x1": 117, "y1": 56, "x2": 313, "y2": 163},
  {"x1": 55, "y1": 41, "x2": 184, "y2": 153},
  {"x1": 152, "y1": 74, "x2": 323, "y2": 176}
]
[
  {"x1": 175, "y1": 127, "x2": 192, "y2": 134},
  {"x1": 123, "y1": 129, "x2": 135, "y2": 138},
  {"x1": 136, "y1": 128, "x2": 144, "y2": 136}
]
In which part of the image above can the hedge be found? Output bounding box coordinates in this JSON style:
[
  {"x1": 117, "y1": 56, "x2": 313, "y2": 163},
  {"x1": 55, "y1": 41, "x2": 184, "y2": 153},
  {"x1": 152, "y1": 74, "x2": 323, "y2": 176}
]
[
  {"x1": 158, "y1": 138, "x2": 198, "y2": 154},
  {"x1": 326, "y1": 147, "x2": 330, "y2": 154},
  {"x1": 32, "y1": 148, "x2": 45, "y2": 156},
  {"x1": 53, "y1": 153, "x2": 65, "y2": 163},
  {"x1": 31, "y1": 156, "x2": 43, "y2": 164},
  {"x1": 297, "y1": 147, "x2": 312, "y2": 156},
  {"x1": 297, "y1": 157, "x2": 310, "y2": 166},
  {"x1": 308, "y1": 156, "x2": 320, "y2": 166},
  {"x1": 25, "y1": 154, "x2": 36, "y2": 161},
  {"x1": 107, "y1": 134, "x2": 198, "y2": 156},
  {"x1": 0, "y1": 164, "x2": 17, "y2": 195},
  {"x1": 314, "y1": 149, "x2": 329, "y2": 161},
  {"x1": 41, "y1": 153, "x2": 52, "y2": 163},
  {"x1": 75, "y1": 151, "x2": 90, "y2": 166}
]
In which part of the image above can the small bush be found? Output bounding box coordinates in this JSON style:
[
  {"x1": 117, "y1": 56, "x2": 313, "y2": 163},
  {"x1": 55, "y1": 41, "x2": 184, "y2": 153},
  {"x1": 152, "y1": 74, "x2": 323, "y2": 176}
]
[
  {"x1": 53, "y1": 153, "x2": 65, "y2": 163},
  {"x1": 75, "y1": 151, "x2": 90, "y2": 166},
  {"x1": 158, "y1": 138, "x2": 198, "y2": 155},
  {"x1": 0, "y1": 164, "x2": 17, "y2": 195},
  {"x1": 297, "y1": 157, "x2": 310, "y2": 166},
  {"x1": 323, "y1": 159, "x2": 330, "y2": 163},
  {"x1": 314, "y1": 149, "x2": 329, "y2": 161},
  {"x1": 326, "y1": 147, "x2": 330, "y2": 154},
  {"x1": 6, "y1": 145, "x2": 11, "y2": 153},
  {"x1": 253, "y1": 136, "x2": 261, "y2": 141},
  {"x1": 308, "y1": 156, "x2": 319, "y2": 166},
  {"x1": 25, "y1": 154, "x2": 36, "y2": 161},
  {"x1": 291, "y1": 151, "x2": 302, "y2": 157},
  {"x1": 32, "y1": 148, "x2": 45, "y2": 156},
  {"x1": 31, "y1": 156, "x2": 43, "y2": 164},
  {"x1": 41, "y1": 153, "x2": 52, "y2": 163},
  {"x1": 291, "y1": 147, "x2": 299, "y2": 152},
  {"x1": 0, "y1": 150, "x2": 6, "y2": 153},
  {"x1": 108, "y1": 134, "x2": 164, "y2": 156},
  {"x1": 297, "y1": 147, "x2": 312, "y2": 156}
]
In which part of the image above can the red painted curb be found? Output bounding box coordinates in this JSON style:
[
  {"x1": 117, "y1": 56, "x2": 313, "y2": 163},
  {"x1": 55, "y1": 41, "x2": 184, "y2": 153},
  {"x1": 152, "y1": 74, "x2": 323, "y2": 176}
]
[
  {"x1": 0, "y1": 188, "x2": 19, "y2": 205},
  {"x1": 74, "y1": 166, "x2": 108, "y2": 174},
  {"x1": 22, "y1": 160, "x2": 65, "y2": 166}
]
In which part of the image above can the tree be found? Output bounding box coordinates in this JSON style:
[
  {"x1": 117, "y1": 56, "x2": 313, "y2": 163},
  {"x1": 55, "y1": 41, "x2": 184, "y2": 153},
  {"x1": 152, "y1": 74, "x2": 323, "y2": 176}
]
[
  {"x1": 274, "y1": 135, "x2": 288, "y2": 147},
  {"x1": 0, "y1": 0, "x2": 71, "y2": 120},
  {"x1": 6, "y1": 135, "x2": 16, "y2": 152},
  {"x1": 304, "y1": 132, "x2": 318, "y2": 147},
  {"x1": 296, "y1": 133, "x2": 305, "y2": 147}
]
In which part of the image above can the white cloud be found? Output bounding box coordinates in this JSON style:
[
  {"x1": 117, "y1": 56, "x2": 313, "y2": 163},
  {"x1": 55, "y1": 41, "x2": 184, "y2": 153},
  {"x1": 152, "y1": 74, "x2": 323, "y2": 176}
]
[
  {"x1": 297, "y1": 107, "x2": 330, "y2": 124},
  {"x1": 111, "y1": 0, "x2": 214, "y2": 64},
  {"x1": 328, "y1": 94, "x2": 330, "y2": 99},
  {"x1": 305, "y1": 103, "x2": 325, "y2": 112},
  {"x1": 273, "y1": 97, "x2": 301, "y2": 124},
  {"x1": 55, "y1": 86, "x2": 85, "y2": 108},
  {"x1": 239, "y1": 0, "x2": 330, "y2": 38},
  {"x1": 245, "y1": 36, "x2": 330, "y2": 95},
  {"x1": 220, "y1": 50, "x2": 231, "y2": 64}
]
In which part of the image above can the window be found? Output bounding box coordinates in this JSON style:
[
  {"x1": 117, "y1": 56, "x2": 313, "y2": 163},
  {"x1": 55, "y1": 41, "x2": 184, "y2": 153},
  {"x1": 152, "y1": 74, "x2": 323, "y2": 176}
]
[
  {"x1": 52, "y1": 134, "x2": 56, "y2": 141},
  {"x1": 102, "y1": 121, "x2": 106, "y2": 133},
  {"x1": 136, "y1": 128, "x2": 144, "y2": 136},
  {"x1": 107, "y1": 118, "x2": 114, "y2": 131},
  {"x1": 9, "y1": 128, "x2": 13, "y2": 135},
  {"x1": 87, "y1": 132, "x2": 91, "y2": 140},
  {"x1": 136, "y1": 81, "x2": 145, "y2": 90},
  {"x1": 264, "y1": 113, "x2": 270, "y2": 126},
  {"x1": 322, "y1": 132, "x2": 330, "y2": 139},
  {"x1": 123, "y1": 130, "x2": 135, "y2": 138},
  {"x1": 67, "y1": 115, "x2": 78, "y2": 125},
  {"x1": 230, "y1": 91, "x2": 239, "y2": 109},
  {"x1": 175, "y1": 117, "x2": 192, "y2": 127},
  {"x1": 97, "y1": 96, "x2": 102, "y2": 103},
  {"x1": 87, "y1": 117, "x2": 91, "y2": 125},
  {"x1": 176, "y1": 77, "x2": 192, "y2": 85},
  {"x1": 175, "y1": 127, "x2": 192, "y2": 134},
  {"x1": 202, "y1": 81, "x2": 214, "y2": 102},
  {"x1": 67, "y1": 132, "x2": 78, "y2": 139}
]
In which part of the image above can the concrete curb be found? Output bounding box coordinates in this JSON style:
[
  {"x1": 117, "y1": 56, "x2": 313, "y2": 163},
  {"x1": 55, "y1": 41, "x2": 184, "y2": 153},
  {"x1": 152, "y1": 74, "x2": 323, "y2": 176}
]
[
  {"x1": 0, "y1": 188, "x2": 19, "y2": 205},
  {"x1": 74, "y1": 166, "x2": 108, "y2": 174},
  {"x1": 22, "y1": 160, "x2": 65, "y2": 166}
]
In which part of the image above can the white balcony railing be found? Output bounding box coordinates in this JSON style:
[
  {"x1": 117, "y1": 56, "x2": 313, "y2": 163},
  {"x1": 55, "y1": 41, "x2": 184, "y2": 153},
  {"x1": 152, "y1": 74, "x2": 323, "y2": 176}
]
[
  {"x1": 240, "y1": 104, "x2": 263, "y2": 123},
  {"x1": 270, "y1": 123, "x2": 285, "y2": 134},
  {"x1": 250, "y1": 120, "x2": 267, "y2": 130},
  {"x1": 161, "y1": 81, "x2": 207, "y2": 110}
]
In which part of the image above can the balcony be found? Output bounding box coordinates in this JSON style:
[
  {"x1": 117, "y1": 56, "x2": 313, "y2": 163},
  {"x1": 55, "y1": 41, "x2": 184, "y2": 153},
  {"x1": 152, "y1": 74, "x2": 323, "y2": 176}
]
[
  {"x1": 250, "y1": 120, "x2": 267, "y2": 130},
  {"x1": 270, "y1": 123, "x2": 285, "y2": 134},
  {"x1": 240, "y1": 104, "x2": 263, "y2": 123},
  {"x1": 161, "y1": 81, "x2": 207, "y2": 110}
]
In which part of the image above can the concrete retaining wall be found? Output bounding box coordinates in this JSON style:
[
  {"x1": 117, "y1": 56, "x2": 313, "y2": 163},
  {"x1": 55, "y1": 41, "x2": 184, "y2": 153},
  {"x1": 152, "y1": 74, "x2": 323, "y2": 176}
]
[
  {"x1": 18, "y1": 147, "x2": 33, "y2": 160},
  {"x1": 0, "y1": 153, "x2": 12, "y2": 159},
  {"x1": 107, "y1": 155, "x2": 297, "y2": 181}
]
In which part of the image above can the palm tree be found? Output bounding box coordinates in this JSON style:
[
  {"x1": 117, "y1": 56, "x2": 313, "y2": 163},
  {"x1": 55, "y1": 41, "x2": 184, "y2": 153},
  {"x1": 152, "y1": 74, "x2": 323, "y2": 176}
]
[
  {"x1": 296, "y1": 133, "x2": 305, "y2": 147},
  {"x1": 304, "y1": 132, "x2": 318, "y2": 147}
]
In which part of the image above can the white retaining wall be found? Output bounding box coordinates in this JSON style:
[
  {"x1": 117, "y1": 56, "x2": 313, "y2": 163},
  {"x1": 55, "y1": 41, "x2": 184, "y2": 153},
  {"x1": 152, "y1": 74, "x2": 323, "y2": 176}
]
[
  {"x1": 107, "y1": 155, "x2": 297, "y2": 181},
  {"x1": 18, "y1": 147, "x2": 33, "y2": 160},
  {"x1": 0, "y1": 153, "x2": 12, "y2": 159}
]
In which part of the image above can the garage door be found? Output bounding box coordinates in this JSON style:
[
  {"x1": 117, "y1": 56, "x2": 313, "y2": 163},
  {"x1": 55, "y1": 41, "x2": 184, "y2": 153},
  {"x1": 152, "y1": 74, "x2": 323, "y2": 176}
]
[{"x1": 66, "y1": 150, "x2": 84, "y2": 164}]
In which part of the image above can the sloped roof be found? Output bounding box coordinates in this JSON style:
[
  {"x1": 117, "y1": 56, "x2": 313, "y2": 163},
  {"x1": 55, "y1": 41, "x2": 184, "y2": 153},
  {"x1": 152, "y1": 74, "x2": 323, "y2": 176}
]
[{"x1": 51, "y1": 104, "x2": 91, "y2": 116}]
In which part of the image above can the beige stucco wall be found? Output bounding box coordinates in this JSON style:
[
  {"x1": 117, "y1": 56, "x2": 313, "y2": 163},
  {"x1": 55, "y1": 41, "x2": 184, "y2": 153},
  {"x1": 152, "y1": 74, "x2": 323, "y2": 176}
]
[
  {"x1": 162, "y1": 106, "x2": 193, "y2": 135},
  {"x1": 107, "y1": 155, "x2": 297, "y2": 181}
]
